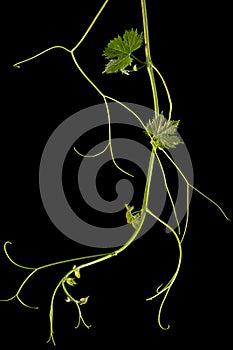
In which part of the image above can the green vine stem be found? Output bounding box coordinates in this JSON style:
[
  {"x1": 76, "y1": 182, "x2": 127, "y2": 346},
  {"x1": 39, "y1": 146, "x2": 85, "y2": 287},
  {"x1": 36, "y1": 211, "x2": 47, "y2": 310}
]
[
  {"x1": 141, "y1": 0, "x2": 159, "y2": 114},
  {"x1": 1, "y1": 0, "x2": 230, "y2": 346}
]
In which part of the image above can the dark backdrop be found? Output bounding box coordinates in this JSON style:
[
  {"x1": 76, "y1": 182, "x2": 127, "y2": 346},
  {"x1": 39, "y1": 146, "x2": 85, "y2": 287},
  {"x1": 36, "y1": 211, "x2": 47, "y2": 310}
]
[{"x1": 1, "y1": 1, "x2": 232, "y2": 348}]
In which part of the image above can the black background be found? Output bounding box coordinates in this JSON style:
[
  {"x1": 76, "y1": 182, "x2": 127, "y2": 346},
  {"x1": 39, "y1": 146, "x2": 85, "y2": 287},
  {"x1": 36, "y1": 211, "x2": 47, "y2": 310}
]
[{"x1": 1, "y1": 1, "x2": 232, "y2": 348}]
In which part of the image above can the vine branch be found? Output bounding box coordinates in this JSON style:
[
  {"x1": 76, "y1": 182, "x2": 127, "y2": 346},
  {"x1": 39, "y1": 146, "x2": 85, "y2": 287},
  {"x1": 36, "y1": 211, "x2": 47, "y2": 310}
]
[{"x1": 1, "y1": 0, "x2": 230, "y2": 346}]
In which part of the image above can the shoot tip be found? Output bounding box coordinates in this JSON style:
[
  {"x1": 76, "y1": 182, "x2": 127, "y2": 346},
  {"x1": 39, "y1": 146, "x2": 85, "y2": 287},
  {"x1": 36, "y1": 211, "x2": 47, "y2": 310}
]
[
  {"x1": 4, "y1": 241, "x2": 12, "y2": 246},
  {"x1": 159, "y1": 323, "x2": 170, "y2": 331}
]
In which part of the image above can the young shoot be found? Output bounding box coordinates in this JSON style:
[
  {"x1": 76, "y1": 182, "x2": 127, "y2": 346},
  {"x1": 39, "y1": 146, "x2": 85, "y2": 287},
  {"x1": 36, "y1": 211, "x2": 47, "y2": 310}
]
[{"x1": 1, "y1": 0, "x2": 230, "y2": 345}]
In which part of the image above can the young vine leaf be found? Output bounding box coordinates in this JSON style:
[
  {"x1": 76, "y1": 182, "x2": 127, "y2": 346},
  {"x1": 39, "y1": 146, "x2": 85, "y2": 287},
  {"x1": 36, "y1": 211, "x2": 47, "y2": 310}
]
[
  {"x1": 125, "y1": 204, "x2": 142, "y2": 229},
  {"x1": 102, "y1": 29, "x2": 143, "y2": 74},
  {"x1": 146, "y1": 112, "x2": 183, "y2": 149}
]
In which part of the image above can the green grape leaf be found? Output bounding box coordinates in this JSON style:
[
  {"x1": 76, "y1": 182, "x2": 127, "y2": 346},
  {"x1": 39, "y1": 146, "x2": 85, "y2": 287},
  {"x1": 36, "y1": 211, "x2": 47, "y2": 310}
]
[
  {"x1": 102, "y1": 29, "x2": 143, "y2": 74},
  {"x1": 146, "y1": 113, "x2": 183, "y2": 149}
]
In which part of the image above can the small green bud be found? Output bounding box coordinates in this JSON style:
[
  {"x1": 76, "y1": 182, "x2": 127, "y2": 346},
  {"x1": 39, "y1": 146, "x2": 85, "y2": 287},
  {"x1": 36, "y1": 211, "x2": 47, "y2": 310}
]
[
  {"x1": 74, "y1": 269, "x2": 81, "y2": 279},
  {"x1": 78, "y1": 296, "x2": 89, "y2": 305},
  {"x1": 66, "y1": 277, "x2": 77, "y2": 286}
]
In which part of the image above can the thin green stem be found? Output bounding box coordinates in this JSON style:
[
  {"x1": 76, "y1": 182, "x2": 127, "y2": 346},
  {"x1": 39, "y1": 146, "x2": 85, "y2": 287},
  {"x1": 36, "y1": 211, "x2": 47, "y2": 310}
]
[
  {"x1": 116, "y1": 151, "x2": 155, "y2": 255},
  {"x1": 161, "y1": 149, "x2": 230, "y2": 221},
  {"x1": 5, "y1": 0, "x2": 229, "y2": 343},
  {"x1": 13, "y1": 1, "x2": 155, "y2": 179},
  {"x1": 14, "y1": 270, "x2": 39, "y2": 308},
  {"x1": 146, "y1": 207, "x2": 182, "y2": 330},
  {"x1": 62, "y1": 282, "x2": 91, "y2": 329},
  {"x1": 47, "y1": 278, "x2": 66, "y2": 345},
  {"x1": 73, "y1": 152, "x2": 155, "y2": 275},
  {"x1": 3, "y1": 241, "x2": 36, "y2": 270},
  {"x1": 74, "y1": 143, "x2": 110, "y2": 158},
  {"x1": 14, "y1": 0, "x2": 109, "y2": 68},
  {"x1": 131, "y1": 54, "x2": 146, "y2": 65},
  {"x1": 181, "y1": 184, "x2": 190, "y2": 243},
  {"x1": 146, "y1": 208, "x2": 182, "y2": 296},
  {"x1": 62, "y1": 283, "x2": 81, "y2": 326},
  {"x1": 70, "y1": 52, "x2": 133, "y2": 177},
  {"x1": 157, "y1": 288, "x2": 171, "y2": 330},
  {"x1": 141, "y1": 0, "x2": 159, "y2": 114},
  {"x1": 1, "y1": 245, "x2": 109, "y2": 309},
  {"x1": 65, "y1": 149, "x2": 155, "y2": 278},
  {"x1": 3, "y1": 241, "x2": 108, "y2": 271},
  {"x1": 105, "y1": 95, "x2": 151, "y2": 135},
  {"x1": 153, "y1": 147, "x2": 181, "y2": 236},
  {"x1": 13, "y1": 46, "x2": 71, "y2": 68},
  {"x1": 70, "y1": 52, "x2": 104, "y2": 96},
  {"x1": 103, "y1": 97, "x2": 133, "y2": 177},
  {"x1": 47, "y1": 265, "x2": 92, "y2": 345},
  {"x1": 71, "y1": 0, "x2": 110, "y2": 52},
  {"x1": 12, "y1": 0, "x2": 134, "y2": 178},
  {"x1": 0, "y1": 268, "x2": 39, "y2": 309},
  {"x1": 151, "y1": 63, "x2": 173, "y2": 121}
]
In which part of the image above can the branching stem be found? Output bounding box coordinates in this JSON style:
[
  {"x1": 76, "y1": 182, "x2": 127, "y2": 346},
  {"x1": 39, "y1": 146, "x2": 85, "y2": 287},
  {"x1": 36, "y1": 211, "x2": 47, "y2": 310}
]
[{"x1": 1, "y1": 0, "x2": 230, "y2": 345}]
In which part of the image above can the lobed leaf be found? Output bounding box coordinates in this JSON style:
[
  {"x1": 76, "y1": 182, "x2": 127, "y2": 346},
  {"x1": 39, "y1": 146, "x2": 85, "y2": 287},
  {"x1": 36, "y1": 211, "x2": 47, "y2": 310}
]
[
  {"x1": 146, "y1": 113, "x2": 183, "y2": 149},
  {"x1": 103, "y1": 29, "x2": 143, "y2": 74}
]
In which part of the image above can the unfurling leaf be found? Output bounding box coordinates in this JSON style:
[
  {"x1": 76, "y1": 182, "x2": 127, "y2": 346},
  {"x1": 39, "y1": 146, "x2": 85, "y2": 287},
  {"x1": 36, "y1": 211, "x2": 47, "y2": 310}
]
[
  {"x1": 102, "y1": 29, "x2": 143, "y2": 74},
  {"x1": 66, "y1": 277, "x2": 77, "y2": 286},
  {"x1": 125, "y1": 204, "x2": 141, "y2": 229},
  {"x1": 146, "y1": 112, "x2": 183, "y2": 149}
]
